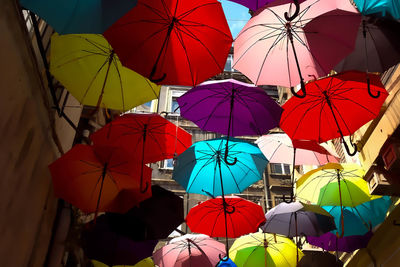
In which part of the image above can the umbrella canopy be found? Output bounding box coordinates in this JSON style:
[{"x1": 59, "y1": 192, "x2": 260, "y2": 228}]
[
  {"x1": 296, "y1": 163, "x2": 377, "y2": 207},
  {"x1": 280, "y1": 71, "x2": 388, "y2": 155},
  {"x1": 83, "y1": 216, "x2": 157, "y2": 266},
  {"x1": 228, "y1": 0, "x2": 306, "y2": 11},
  {"x1": 177, "y1": 79, "x2": 282, "y2": 137},
  {"x1": 105, "y1": 185, "x2": 184, "y2": 241},
  {"x1": 217, "y1": 258, "x2": 238, "y2": 267},
  {"x1": 186, "y1": 196, "x2": 266, "y2": 238},
  {"x1": 48, "y1": 144, "x2": 152, "y2": 214},
  {"x1": 91, "y1": 113, "x2": 192, "y2": 192},
  {"x1": 153, "y1": 234, "x2": 226, "y2": 267},
  {"x1": 233, "y1": 0, "x2": 360, "y2": 90},
  {"x1": 335, "y1": 16, "x2": 400, "y2": 74},
  {"x1": 262, "y1": 201, "x2": 336, "y2": 237},
  {"x1": 306, "y1": 231, "x2": 373, "y2": 253},
  {"x1": 230, "y1": 232, "x2": 303, "y2": 267},
  {"x1": 19, "y1": 0, "x2": 137, "y2": 34},
  {"x1": 104, "y1": 0, "x2": 232, "y2": 86},
  {"x1": 256, "y1": 133, "x2": 339, "y2": 165},
  {"x1": 298, "y1": 251, "x2": 343, "y2": 267},
  {"x1": 92, "y1": 257, "x2": 155, "y2": 267},
  {"x1": 49, "y1": 34, "x2": 160, "y2": 111},
  {"x1": 172, "y1": 137, "x2": 268, "y2": 196},
  {"x1": 354, "y1": 0, "x2": 400, "y2": 19},
  {"x1": 323, "y1": 196, "x2": 391, "y2": 237}
]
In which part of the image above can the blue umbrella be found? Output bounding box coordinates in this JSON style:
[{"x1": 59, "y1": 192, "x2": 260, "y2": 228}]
[
  {"x1": 173, "y1": 137, "x2": 268, "y2": 197},
  {"x1": 322, "y1": 196, "x2": 391, "y2": 237},
  {"x1": 218, "y1": 257, "x2": 238, "y2": 267},
  {"x1": 354, "y1": 0, "x2": 400, "y2": 19},
  {"x1": 19, "y1": 0, "x2": 137, "y2": 34}
]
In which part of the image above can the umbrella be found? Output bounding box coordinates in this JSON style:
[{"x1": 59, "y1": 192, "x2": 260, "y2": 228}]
[
  {"x1": 92, "y1": 257, "x2": 155, "y2": 267},
  {"x1": 227, "y1": 0, "x2": 306, "y2": 11},
  {"x1": 217, "y1": 258, "x2": 238, "y2": 267},
  {"x1": 335, "y1": 16, "x2": 400, "y2": 74},
  {"x1": 262, "y1": 201, "x2": 336, "y2": 263},
  {"x1": 177, "y1": 79, "x2": 282, "y2": 164},
  {"x1": 229, "y1": 232, "x2": 303, "y2": 267},
  {"x1": 49, "y1": 34, "x2": 160, "y2": 111},
  {"x1": 233, "y1": 0, "x2": 360, "y2": 97},
  {"x1": 48, "y1": 144, "x2": 152, "y2": 216},
  {"x1": 256, "y1": 133, "x2": 339, "y2": 201},
  {"x1": 19, "y1": 0, "x2": 137, "y2": 34},
  {"x1": 186, "y1": 196, "x2": 266, "y2": 258},
  {"x1": 296, "y1": 163, "x2": 380, "y2": 237},
  {"x1": 172, "y1": 137, "x2": 268, "y2": 197},
  {"x1": 105, "y1": 185, "x2": 184, "y2": 241},
  {"x1": 306, "y1": 231, "x2": 373, "y2": 253},
  {"x1": 104, "y1": 0, "x2": 232, "y2": 85},
  {"x1": 322, "y1": 196, "x2": 391, "y2": 237},
  {"x1": 279, "y1": 71, "x2": 388, "y2": 156},
  {"x1": 353, "y1": 0, "x2": 400, "y2": 19},
  {"x1": 262, "y1": 201, "x2": 336, "y2": 237},
  {"x1": 91, "y1": 113, "x2": 192, "y2": 192},
  {"x1": 82, "y1": 216, "x2": 157, "y2": 266},
  {"x1": 298, "y1": 251, "x2": 343, "y2": 267},
  {"x1": 153, "y1": 234, "x2": 226, "y2": 267}
]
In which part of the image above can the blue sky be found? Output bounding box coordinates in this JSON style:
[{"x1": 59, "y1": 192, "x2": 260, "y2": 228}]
[{"x1": 219, "y1": 0, "x2": 251, "y2": 39}]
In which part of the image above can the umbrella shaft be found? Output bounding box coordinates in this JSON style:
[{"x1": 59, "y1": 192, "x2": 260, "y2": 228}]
[
  {"x1": 287, "y1": 29, "x2": 304, "y2": 86},
  {"x1": 217, "y1": 158, "x2": 229, "y2": 258}
]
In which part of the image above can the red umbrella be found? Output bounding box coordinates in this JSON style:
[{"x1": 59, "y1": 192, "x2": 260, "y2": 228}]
[
  {"x1": 104, "y1": 0, "x2": 233, "y2": 86},
  {"x1": 91, "y1": 113, "x2": 192, "y2": 192},
  {"x1": 186, "y1": 196, "x2": 266, "y2": 259},
  {"x1": 48, "y1": 144, "x2": 152, "y2": 216},
  {"x1": 280, "y1": 71, "x2": 388, "y2": 156}
]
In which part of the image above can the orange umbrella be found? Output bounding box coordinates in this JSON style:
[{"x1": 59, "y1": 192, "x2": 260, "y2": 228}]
[{"x1": 48, "y1": 144, "x2": 151, "y2": 215}]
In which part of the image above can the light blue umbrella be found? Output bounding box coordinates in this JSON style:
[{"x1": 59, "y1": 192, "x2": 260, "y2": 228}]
[
  {"x1": 19, "y1": 0, "x2": 137, "y2": 34},
  {"x1": 353, "y1": 0, "x2": 400, "y2": 19},
  {"x1": 322, "y1": 196, "x2": 391, "y2": 237},
  {"x1": 172, "y1": 137, "x2": 268, "y2": 196}
]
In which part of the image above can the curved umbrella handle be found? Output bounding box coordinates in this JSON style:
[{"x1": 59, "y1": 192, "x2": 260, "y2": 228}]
[
  {"x1": 367, "y1": 76, "x2": 380, "y2": 98},
  {"x1": 224, "y1": 145, "x2": 237, "y2": 166},
  {"x1": 219, "y1": 254, "x2": 229, "y2": 261},
  {"x1": 284, "y1": 0, "x2": 300, "y2": 21},
  {"x1": 149, "y1": 72, "x2": 166, "y2": 83},
  {"x1": 140, "y1": 181, "x2": 149, "y2": 193},
  {"x1": 343, "y1": 139, "x2": 357, "y2": 156},
  {"x1": 225, "y1": 205, "x2": 236, "y2": 214},
  {"x1": 290, "y1": 80, "x2": 306, "y2": 98}
]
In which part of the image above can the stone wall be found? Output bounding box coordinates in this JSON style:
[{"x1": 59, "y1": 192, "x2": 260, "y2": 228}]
[{"x1": 0, "y1": 0, "x2": 81, "y2": 265}]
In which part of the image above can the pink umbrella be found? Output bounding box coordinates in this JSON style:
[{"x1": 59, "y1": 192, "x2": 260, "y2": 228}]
[
  {"x1": 233, "y1": 0, "x2": 360, "y2": 97},
  {"x1": 153, "y1": 234, "x2": 226, "y2": 267},
  {"x1": 255, "y1": 133, "x2": 339, "y2": 202},
  {"x1": 255, "y1": 133, "x2": 339, "y2": 166}
]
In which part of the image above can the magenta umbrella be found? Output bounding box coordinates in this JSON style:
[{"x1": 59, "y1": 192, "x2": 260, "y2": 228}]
[
  {"x1": 228, "y1": 0, "x2": 306, "y2": 11},
  {"x1": 153, "y1": 234, "x2": 226, "y2": 267},
  {"x1": 233, "y1": 0, "x2": 360, "y2": 97}
]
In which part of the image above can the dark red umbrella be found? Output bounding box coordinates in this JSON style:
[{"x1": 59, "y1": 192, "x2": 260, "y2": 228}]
[
  {"x1": 48, "y1": 144, "x2": 152, "y2": 216},
  {"x1": 186, "y1": 196, "x2": 265, "y2": 259},
  {"x1": 104, "y1": 0, "x2": 232, "y2": 86},
  {"x1": 91, "y1": 113, "x2": 192, "y2": 192},
  {"x1": 280, "y1": 71, "x2": 388, "y2": 156}
]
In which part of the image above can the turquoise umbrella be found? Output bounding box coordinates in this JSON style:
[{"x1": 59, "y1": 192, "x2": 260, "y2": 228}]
[
  {"x1": 354, "y1": 0, "x2": 400, "y2": 19},
  {"x1": 322, "y1": 196, "x2": 391, "y2": 237},
  {"x1": 19, "y1": 0, "x2": 137, "y2": 34},
  {"x1": 172, "y1": 137, "x2": 268, "y2": 196}
]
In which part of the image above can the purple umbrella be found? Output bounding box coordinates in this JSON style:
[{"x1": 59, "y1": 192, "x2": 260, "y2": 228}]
[
  {"x1": 82, "y1": 216, "x2": 158, "y2": 266},
  {"x1": 177, "y1": 79, "x2": 282, "y2": 165},
  {"x1": 228, "y1": 0, "x2": 305, "y2": 11},
  {"x1": 306, "y1": 231, "x2": 373, "y2": 253}
]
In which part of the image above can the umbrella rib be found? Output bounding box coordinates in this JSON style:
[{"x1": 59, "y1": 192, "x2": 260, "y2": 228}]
[
  {"x1": 138, "y1": 2, "x2": 169, "y2": 21},
  {"x1": 185, "y1": 157, "x2": 217, "y2": 193},
  {"x1": 79, "y1": 160, "x2": 102, "y2": 169},
  {"x1": 329, "y1": 101, "x2": 357, "y2": 134},
  {"x1": 79, "y1": 59, "x2": 109, "y2": 104},
  {"x1": 179, "y1": 19, "x2": 232, "y2": 38},
  {"x1": 81, "y1": 36, "x2": 110, "y2": 53},
  {"x1": 111, "y1": 58, "x2": 125, "y2": 111},
  {"x1": 233, "y1": 93, "x2": 266, "y2": 135},
  {"x1": 331, "y1": 94, "x2": 381, "y2": 116},
  {"x1": 52, "y1": 53, "x2": 100, "y2": 69},
  {"x1": 198, "y1": 94, "x2": 231, "y2": 129},
  {"x1": 177, "y1": 2, "x2": 220, "y2": 20},
  {"x1": 172, "y1": 25, "x2": 196, "y2": 85}
]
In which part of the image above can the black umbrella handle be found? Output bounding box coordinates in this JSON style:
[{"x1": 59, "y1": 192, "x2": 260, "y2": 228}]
[
  {"x1": 224, "y1": 149, "x2": 237, "y2": 165},
  {"x1": 367, "y1": 76, "x2": 380, "y2": 98},
  {"x1": 285, "y1": 0, "x2": 300, "y2": 21},
  {"x1": 290, "y1": 80, "x2": 306, "y2": 98},
  {"x1": 343, "y1": 138, "x2": 357, "y2": 156}
]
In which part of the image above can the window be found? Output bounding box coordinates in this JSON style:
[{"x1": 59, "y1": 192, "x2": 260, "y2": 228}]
[
  {"x1": 224, "y1": 54, "x2": 237, "y2": 72},
  {"x1": 270, "y1": 163, "x2": 291, "y2": 175},
  {"x1": 274, "y1": 195, "x2": 287, "y2": 206},
  {"x1": 160, "y1": 158, "x2": 174, "y2": 169},
  {"x1": 171, "y1": 97, "x2": 180, "y2": 114},
  {"x1": 169, "y1": 89, "x2": 186, "y2": 115}
]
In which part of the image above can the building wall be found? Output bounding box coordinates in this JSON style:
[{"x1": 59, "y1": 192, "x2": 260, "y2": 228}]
[{"x1": 0, "y1": 1, "x2": 81, "y2": 266}]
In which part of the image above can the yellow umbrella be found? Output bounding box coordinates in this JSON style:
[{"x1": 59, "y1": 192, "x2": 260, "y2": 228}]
[
  {"x1": 230, "y1": 232, "x2": 303, "y2": 267},
  {"x1": 50, "y1": 33, "x2": 160, "y2": 111},
  {"x1": 91, "y1": 257, "x2": 155, "y2": 267}
]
